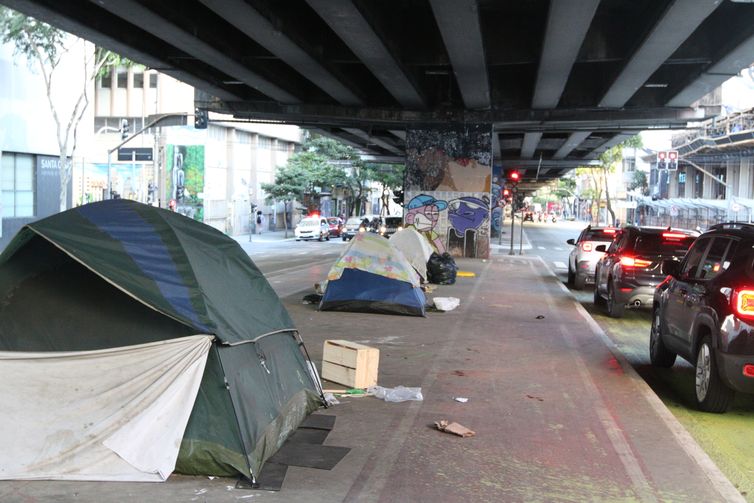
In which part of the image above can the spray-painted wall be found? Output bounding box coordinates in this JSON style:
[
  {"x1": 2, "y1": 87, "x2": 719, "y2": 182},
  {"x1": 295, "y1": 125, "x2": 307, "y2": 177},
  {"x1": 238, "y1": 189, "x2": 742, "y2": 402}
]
[{"x1": 405, "y1": 125, "x2": 492, "y2": 259}]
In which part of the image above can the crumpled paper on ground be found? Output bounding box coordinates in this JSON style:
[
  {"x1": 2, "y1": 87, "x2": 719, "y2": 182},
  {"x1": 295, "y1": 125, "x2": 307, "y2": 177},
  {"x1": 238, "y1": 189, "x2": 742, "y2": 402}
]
[{"x1": 434, "y1": 419, "x2": 475, "y2": 437}]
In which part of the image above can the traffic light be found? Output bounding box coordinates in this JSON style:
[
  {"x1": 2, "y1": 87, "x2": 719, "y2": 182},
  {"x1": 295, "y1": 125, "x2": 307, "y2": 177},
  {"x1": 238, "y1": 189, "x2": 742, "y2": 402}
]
[
  {"x1": 508, "y1": 170, "x2": 521, "y2": 186},
  {"x1": 120, "y1": 119, "x2": 129, "y2": 140},
  {"x1": 194, "y1": 108, "x2": 208, "y2": 129},
  {"x1": 657, "y1": 151, "x2": 667, "y2": 170},
  {"x1": 668, "y1": 150, "x2": 678, "y2": 171},
  {"x1": 502, "y1": 188, "x2": 511, "y2": 199}
]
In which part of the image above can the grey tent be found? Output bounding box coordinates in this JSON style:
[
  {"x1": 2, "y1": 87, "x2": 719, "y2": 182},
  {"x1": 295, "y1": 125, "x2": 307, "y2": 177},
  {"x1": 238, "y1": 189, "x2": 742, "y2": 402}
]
[{"x1": 0, "y1": 200, "x2": 322, "y2": 481}]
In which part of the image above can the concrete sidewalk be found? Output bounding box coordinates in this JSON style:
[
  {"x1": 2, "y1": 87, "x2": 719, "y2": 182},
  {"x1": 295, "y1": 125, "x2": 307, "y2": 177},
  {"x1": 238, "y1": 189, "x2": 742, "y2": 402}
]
[{"x1": 0, "y1": 252, "x2": 743, "y2": 502}]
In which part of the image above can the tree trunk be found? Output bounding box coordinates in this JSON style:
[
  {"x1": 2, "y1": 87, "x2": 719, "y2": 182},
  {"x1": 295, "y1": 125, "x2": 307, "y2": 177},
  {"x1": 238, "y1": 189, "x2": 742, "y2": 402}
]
[{"x1": 603, "y1": 167, "x2": 616, "y2": 225}]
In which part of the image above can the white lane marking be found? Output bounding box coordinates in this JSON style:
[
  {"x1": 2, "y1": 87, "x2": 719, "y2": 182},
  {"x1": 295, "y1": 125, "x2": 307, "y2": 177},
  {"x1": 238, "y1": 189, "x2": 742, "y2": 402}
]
[
  {"x1": 554, "y1": 247, "x2": 564, "y2": 251},
  {"x1": 538, "y1": 246, "x2": 546, "y2": 250},
  {"x1": 553, "y1": 261, "x2": 567, "y2": 269}
]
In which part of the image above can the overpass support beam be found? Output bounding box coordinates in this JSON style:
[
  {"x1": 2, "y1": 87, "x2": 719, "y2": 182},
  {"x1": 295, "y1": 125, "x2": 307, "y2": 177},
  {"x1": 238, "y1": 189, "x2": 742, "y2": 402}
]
[{"x1": 404, "y1": 124, "x2": 493, "y2": 259}]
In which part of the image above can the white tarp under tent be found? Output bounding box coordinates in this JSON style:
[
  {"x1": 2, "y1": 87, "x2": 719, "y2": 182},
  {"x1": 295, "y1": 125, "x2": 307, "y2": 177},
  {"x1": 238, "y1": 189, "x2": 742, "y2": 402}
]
[{"x1": 0, "y1": 336, "x2": 213, "y2": 482}]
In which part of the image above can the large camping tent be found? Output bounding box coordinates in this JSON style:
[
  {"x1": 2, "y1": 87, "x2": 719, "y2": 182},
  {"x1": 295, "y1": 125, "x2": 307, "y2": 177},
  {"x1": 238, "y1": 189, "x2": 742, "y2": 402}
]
[
  {"x1": 319, "y1": 233, "x2": 426, "y2": 316},
  {"x1": 388, "y1": 227, "x2": 434, "y2": 281},
  {"x1": 0, "y1": 200, "x2": 322, "y2": 482}
]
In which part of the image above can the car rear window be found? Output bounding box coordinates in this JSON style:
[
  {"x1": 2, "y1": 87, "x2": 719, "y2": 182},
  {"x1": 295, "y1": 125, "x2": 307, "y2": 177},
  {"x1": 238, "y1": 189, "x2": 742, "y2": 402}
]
[
  {"x1": 299, "y1": 219, "x2": 318, "y2": 227},
  {"x1": 346, "y1": 218, "x2": 363, "y2": 225},
  {"x1": 582, "y1": 229, "x2": 614, "y2": 241},
  {"x1": 385, "y1": 217, "x2": 402, "y2": 225},
  {"x1": 634, "y1": 234, "x2": 695, "y2": 254}
]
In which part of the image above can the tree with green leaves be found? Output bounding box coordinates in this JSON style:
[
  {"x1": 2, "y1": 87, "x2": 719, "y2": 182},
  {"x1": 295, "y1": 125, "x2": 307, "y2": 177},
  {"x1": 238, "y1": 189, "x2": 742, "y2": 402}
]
[
  {"x1": 576, "y1": 135, "x2": 642, "y2": 225},
  {"x1": 0, "y1": 7, "x2": 125, "y2": 211}
]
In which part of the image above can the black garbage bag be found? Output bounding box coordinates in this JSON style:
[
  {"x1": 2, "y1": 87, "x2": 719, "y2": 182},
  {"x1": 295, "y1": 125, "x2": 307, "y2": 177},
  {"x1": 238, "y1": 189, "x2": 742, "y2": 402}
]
[{"x1": 427, "y1": 252, "x2": 457, "y2": 285}]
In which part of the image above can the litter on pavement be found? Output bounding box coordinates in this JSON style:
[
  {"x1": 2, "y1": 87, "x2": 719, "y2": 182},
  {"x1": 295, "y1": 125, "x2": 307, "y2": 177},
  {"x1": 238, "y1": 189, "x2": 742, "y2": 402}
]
[
  {"x1": 434, "y1": 420, "x2": 475, "y2": 437},
  {"x1": 368, "y1": 385, "x2": 423, "y2": 402},
  {"x1": 433, "y1": 297, "x2": 460, "y2": 311}
]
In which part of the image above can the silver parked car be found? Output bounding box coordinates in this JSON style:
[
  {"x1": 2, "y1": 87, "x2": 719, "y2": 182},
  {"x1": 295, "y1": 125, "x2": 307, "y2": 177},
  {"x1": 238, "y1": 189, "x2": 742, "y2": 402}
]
[{"x1": 567, "y1": 226, "x2": 617, "y2": 289}]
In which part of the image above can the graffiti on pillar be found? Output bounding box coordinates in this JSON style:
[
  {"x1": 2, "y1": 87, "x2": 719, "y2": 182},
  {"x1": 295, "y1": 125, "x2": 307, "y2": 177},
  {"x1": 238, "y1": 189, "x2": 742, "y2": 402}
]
[
  {"x1": 404, "y1": 194, "x2": 448, "y2": 253},
  {"x1": 447, "y1": 195, "x2": 490, "y2": 258},
  {"x1": 405, "y1": 125, "x2": 492, "y2": 258}
]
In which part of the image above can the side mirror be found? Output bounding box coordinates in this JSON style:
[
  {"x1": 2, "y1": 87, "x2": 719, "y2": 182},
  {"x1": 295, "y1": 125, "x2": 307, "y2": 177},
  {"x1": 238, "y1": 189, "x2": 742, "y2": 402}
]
[
  {"x1": 661, "y1": 259, "x2": 680, "y2": 276},
  {"x1": 595, "y1": 244, "x2": 607, "y2": 252},
  {"x1": 566, "y1": 238, "x2": 575, "y2": 245}
]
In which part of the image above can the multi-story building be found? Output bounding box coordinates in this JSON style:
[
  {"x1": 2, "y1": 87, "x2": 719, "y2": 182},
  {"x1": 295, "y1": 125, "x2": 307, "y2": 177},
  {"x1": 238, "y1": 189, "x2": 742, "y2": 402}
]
[
  {"x1": 0, "y1": 37, "x2": 92, "y2": 250},
  {"x1": 86, "y1": 65, "x2": 303, "y2": 235}
]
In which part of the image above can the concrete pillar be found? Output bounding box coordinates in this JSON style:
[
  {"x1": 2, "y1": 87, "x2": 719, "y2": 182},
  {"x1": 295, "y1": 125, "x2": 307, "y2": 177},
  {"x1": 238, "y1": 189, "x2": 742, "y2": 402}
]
[{"x1": 405, "y1": 124, "x2": 492, "y2": 259}]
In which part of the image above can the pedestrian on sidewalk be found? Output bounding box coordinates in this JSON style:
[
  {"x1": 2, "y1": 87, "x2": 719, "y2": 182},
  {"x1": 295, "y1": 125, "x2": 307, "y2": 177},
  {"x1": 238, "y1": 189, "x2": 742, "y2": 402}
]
[{"x1": 256, "y1": 211, "x2": 264, "y2": 234}]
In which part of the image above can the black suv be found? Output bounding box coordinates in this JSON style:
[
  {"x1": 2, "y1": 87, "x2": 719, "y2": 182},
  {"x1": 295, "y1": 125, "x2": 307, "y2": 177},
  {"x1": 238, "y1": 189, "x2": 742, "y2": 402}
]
[
  {"x1": 651, "y1": 222, "x2": 754, "y2": 412},
  {"x1": 594, "y1": 226, "x2": 698, "y2": 318}
]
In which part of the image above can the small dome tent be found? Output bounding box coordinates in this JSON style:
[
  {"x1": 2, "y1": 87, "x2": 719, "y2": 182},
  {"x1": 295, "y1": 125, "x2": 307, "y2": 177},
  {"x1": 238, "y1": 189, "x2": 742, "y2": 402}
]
[
  {"x1": 389, "y1": 227, "x2": 434, "y2": 281},
  {"x1": 0, "y1": 200, "x2": 322, "y2": 482},
  {"x1": 319, "y1": 233, "x2": 426, "y2": 316}
]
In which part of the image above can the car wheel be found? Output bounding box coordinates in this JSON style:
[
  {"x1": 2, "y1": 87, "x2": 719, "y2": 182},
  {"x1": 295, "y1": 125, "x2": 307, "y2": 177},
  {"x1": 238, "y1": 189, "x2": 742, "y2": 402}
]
[
  {"x1": 567, "y1": 265, "x2": 575, "y2": 286},
  {"x1": 649, "y1": 308, "x2": 676, "y2": 368},
  {"x1": 326, "y1": 234, "x2": 330, "y2": 241},
  {"x1": 593, "y1": 284, "x2": 605, "y2": 306},
  {"x1": 694, "y1": 336, "x2": 734, "y2": 413},
  {"x1": 318, "y1": 233, "x2": 323, "y2": 242},
  {"x1": 606, "y1": 280, "x2": 625, "y2": 318},
  {"x1": 573, "y1": 273, "x2": 586, "y2": 290},
  {"x1": 342, "y1": 235, "x2": 347, "y2": 241}
]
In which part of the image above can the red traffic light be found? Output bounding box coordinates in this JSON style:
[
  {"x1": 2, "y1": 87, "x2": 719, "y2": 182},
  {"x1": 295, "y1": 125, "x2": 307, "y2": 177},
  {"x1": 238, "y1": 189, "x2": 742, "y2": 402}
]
[
  {"x1": 508, "y1": 171, "x2": 520, "y2": 182},
  {"x1": 502, "y1": 188, "x2": 511, "y2": 197},
  {"x1": 657, "y1": 151, "x2": 667, "y2": 160},
  {"x1": 668, "y1": 150, "x2": 678, "y2": 160}
]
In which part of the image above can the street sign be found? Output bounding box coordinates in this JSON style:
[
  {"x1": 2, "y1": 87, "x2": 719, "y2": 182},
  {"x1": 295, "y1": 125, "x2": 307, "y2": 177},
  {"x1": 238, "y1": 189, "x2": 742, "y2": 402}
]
[{"x1": 117, "y1": 147, "x2": 153, "y2": 161}]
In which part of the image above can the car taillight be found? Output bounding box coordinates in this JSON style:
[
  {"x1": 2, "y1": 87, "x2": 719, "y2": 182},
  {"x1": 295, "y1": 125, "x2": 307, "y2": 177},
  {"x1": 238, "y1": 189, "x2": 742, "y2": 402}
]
[
  {"x1": 603, "y1": 228, "x2": 616, "y2": 235},
  {"x1": 743, "y1": 364, "x2": 754, "y2": 378},
  {"x1": 619, "y1": 256, "x2": 652, "y2": 268},
  {"x1": 733, "y1": 289, "x2": 754, "y2": 319},
  {"x1": 662, "y1": 232, "x2": 688, "y2": 240},
  {"x1": 581, "y1": 242, "x2": 593, "y2": 252}
]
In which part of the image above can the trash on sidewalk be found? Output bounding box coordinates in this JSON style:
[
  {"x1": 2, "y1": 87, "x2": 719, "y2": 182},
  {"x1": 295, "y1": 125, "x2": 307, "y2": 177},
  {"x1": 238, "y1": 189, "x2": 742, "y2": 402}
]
[
  {"x1": 302, "y1": 293, "x2": 323, "y2": 304},
  {"x1": 453, "y1": 397, "x2": 469, "y2": 403},
  {"x1": 427, "y1": 252, "x2": 458, "y2": 285},
  {"x1": 433, "y1": 297, "x2": 460, "y2": 311},
  {"x1": 434, "y1": 419, "x2": 475, "y2": 437},
  {"x1": 323, "y1": 393, "x2": 340, "y2": 406},
  {"x1": 368, "y1": 385, "x2": 423, "y2": 402},
  {"x1": 323, "y1": 388, "x2": 369, "y2": 397}
]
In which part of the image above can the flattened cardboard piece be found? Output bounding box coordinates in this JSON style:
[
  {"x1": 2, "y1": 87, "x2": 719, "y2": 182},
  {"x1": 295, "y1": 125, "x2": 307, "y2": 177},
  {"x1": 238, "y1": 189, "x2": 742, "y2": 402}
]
[{"x1": 434, "y1": 419, "x2": 475, "y2": 437}]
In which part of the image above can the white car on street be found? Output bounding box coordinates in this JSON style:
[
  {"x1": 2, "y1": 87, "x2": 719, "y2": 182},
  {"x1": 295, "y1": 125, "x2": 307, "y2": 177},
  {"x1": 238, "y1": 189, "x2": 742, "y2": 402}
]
[
  {"x1": 566, "y1": 226, "x2": 617, "y2": 289},
  {"x1": 295, "y1": 217, "x2": 330, "y2": 241}
]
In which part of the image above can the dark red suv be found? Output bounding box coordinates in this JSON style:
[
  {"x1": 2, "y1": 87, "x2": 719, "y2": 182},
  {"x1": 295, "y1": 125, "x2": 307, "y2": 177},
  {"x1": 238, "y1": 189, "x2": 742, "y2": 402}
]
[{"x1": 652, "y1": 222, "x2": 754, "y2": 412}]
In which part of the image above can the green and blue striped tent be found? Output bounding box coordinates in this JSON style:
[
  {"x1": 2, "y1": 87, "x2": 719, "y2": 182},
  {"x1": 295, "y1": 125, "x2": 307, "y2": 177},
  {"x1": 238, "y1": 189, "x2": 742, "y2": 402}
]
[{"x1": 0, "y1": 199, "x2": 322, "y2": 481}]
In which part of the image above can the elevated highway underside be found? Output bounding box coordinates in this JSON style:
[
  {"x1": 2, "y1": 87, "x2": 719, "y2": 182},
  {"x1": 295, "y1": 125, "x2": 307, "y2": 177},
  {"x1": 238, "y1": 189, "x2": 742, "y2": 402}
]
[{"x1": 4, "y1": 0, "x2": 754, "y2": 183}]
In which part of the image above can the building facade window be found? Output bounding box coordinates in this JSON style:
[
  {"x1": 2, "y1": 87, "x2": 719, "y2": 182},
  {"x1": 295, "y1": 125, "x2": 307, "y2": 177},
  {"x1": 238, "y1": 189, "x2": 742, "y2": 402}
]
[
  {"x1": 116, "y1": 71, "x2": 128, "y2": 89},
  {"x1": 133, "y1": 72, "x2": 144, "y2": 89},
  {"x1": 1, "y1": 153, "x2": 35, "y2": 217},
  {"x1": 149, "y1": 73, "x2": 158, "y2": 89},
  {"x1": 100, "y1": 70, "x2": 112, "y2": 88}
]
